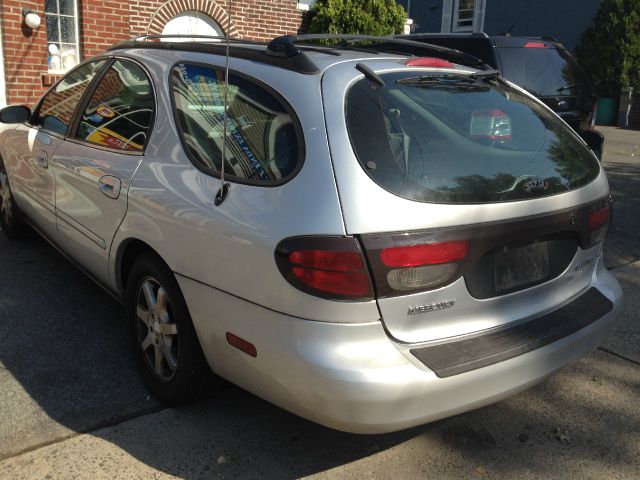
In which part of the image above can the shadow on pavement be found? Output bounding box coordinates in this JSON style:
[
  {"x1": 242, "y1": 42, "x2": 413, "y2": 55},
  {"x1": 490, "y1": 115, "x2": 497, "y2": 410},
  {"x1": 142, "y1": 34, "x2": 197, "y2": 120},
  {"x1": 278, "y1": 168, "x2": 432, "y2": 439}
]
[
  {"x1": 1, "y1": 232, "x2": 639, "y2": 478},
  {"x1": 2, "y1": 124, "x2": 640, "y2": 476}
]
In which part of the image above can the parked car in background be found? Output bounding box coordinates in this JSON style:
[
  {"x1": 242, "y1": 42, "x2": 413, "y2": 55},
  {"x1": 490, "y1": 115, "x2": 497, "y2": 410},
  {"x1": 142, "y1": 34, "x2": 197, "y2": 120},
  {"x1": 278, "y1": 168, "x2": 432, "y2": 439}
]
[
  {"x1": 0, "y1": 35, "x2": 622, "y2": 434},
  {"x1": 398, "y1": 33, "x2": 605, "y2": 159}
]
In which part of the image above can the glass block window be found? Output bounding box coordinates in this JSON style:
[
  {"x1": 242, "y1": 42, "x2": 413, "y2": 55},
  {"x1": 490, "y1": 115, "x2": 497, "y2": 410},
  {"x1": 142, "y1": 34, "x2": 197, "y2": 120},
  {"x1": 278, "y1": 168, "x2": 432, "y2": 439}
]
[{"x1": 45, "y1": 0, "x2": 80, "y2": 73}]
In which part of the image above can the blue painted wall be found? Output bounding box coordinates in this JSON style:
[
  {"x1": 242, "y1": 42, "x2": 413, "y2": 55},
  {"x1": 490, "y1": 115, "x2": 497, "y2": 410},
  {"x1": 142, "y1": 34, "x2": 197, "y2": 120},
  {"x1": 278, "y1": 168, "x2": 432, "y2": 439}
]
[
  {"x1": 483, "y1": 0, "x2": 601, "y2": 52},
  {"x1": 396, "y1": 0, "x2": 444, "y2": 33},
  {"x1": 397, "y1": 0, "x2": 602, "y2": 52}
]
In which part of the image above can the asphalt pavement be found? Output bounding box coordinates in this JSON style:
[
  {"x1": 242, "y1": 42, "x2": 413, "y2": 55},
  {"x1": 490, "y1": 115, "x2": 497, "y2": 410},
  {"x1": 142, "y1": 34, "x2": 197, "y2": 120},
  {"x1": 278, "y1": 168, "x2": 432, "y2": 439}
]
[{"x1": 0, "y1": 126, "x2": 638, "y2": 479}]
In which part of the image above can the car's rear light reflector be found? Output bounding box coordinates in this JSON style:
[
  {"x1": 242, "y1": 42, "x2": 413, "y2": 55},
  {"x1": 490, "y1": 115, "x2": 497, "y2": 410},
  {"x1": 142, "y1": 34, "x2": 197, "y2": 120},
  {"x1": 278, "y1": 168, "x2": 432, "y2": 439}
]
[
  {"x1": 588, "y1": 205, "x2": 611, "y2": 230},
  {"x1": 405, "y1": 57, "x2": 455, "y2": 68},
  {"x1": 226, "y1": 332, "x2": 257, "y2": 358},
  {"x1": 380, "y1": 240, "x2": 469, "y2": 267},
  {"x1": 275, "y1": 236, "x2": 374, "y2": 300},
  {"x1": 524, "y1": 41, "x2": 549, "y2": 48}
]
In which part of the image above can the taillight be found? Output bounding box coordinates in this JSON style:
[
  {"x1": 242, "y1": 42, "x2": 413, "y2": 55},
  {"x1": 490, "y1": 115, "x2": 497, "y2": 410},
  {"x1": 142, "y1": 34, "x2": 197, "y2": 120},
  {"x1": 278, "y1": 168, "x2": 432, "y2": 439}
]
[
  {"x1": 405, "y1": 57, "x2": 454, "y2": 68},
  {"x1": 588, "y1": 201, "x2": 612, "y2": 245},
  {"x1": 524, "y1": 41, "x2": 549, "y2": 48},
  {"x1": 588, "y1": 205, "x2": 610, "y2": 230},
  {"x1": 380, "y1": 241, "x2": 469, "y2": 267},
  {"x1": 275, "y1": 236, "x2": 373, "y2": 300},
  {"x1": 361, "y1": 236, "x2": 470, "y2": 297}
]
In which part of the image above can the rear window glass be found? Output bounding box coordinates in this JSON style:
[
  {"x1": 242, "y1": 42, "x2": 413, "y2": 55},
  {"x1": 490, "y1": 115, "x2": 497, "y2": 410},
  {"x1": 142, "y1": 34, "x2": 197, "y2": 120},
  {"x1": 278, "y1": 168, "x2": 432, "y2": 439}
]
[
  {"x1": 497, "y1": 47, "x2": 592, "y2": 97},
  {"x1": 172, "y1": 63, "x2": 302, "y2": 185},
  {"x1": 345, "y1": 71, "x2": 599, "y2": 204}
]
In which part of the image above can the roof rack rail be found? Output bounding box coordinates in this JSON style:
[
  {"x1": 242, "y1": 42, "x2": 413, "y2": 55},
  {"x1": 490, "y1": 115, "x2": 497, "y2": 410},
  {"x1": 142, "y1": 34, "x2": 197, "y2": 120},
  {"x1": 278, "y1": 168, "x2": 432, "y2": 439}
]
[
  {"x1": 107, "y1": 35, "x2": 321, "y2": 74},
  {"x1": 267, "y1": 34, "x2": 485, "y2": 68},
  {"x1": 398, "y1": 32, "x2": 490, "y2": 39}
]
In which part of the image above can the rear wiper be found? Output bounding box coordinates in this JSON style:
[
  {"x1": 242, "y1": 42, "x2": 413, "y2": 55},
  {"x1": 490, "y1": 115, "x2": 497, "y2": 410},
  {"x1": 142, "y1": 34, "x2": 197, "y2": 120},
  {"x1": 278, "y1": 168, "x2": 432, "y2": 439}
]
[
  {"x1": 557, "y1": 84, "x2": 587, "y2": 92},
  {"x1": 397, "y1": 69, "x2": 501, "y2": 86}
]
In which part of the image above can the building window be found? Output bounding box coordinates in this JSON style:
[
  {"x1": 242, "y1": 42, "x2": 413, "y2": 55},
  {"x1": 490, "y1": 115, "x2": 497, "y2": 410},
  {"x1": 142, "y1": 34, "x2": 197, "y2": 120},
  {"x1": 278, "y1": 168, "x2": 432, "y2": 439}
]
[
  {"x1": 453, "y1": 0, "x2": 475, "y2": 31},
  {"x1": 45, "y1": 0, "x2": 80, "y2": 73},
  {"x1": 442, "y1": 0, "x2": 485, "y2": 33},
  {"x1": 162, "y1": 11, "x2": 224, "y2": 40},
  {"x1": 297, "y1": 0, "x2": 315, "y2": 11}
]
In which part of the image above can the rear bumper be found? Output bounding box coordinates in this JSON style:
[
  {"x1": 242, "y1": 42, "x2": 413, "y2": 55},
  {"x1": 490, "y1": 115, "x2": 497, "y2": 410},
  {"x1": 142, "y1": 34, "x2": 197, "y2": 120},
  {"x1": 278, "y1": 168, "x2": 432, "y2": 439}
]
[{"x1": 177, "y1": 258, "x2": 622, "y2": 434}]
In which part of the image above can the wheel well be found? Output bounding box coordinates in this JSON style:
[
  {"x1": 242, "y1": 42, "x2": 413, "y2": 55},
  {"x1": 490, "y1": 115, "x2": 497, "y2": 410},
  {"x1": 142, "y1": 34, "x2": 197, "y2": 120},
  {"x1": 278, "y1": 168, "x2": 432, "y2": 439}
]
[{"x1": 117, "y1": 239, "x2": 163, "y2": 295}]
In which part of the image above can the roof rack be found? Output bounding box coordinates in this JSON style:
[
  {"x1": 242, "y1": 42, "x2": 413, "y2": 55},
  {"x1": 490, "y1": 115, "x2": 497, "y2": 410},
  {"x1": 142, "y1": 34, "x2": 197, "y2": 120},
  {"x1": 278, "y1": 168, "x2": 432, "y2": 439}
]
[
  {"x1": 398, "y1": 32, "x2": 490, "y2": 39},
  {"x1": 267, "y1": 34, "x2": 485, "y2": 68},
  {"x1": 107, "y1": 33, "x2": 487, "y2": 75},
  {"x1": 108, "y1": 34, "x2": 321, "y2": 74}
]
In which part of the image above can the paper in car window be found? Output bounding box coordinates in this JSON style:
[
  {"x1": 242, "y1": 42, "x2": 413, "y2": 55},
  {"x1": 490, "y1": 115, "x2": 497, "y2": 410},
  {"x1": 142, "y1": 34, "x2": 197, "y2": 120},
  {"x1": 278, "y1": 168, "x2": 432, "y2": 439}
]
[{"x1": 175, "y1": 64, "x2": 238, "y2": 109}]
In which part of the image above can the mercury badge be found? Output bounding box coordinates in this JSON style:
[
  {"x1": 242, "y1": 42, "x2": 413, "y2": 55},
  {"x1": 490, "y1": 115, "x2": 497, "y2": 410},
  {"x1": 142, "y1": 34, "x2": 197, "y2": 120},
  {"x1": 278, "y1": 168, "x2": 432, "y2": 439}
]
[{"x1": 408, "y1": 299, "x2": 456, "y2": 316}]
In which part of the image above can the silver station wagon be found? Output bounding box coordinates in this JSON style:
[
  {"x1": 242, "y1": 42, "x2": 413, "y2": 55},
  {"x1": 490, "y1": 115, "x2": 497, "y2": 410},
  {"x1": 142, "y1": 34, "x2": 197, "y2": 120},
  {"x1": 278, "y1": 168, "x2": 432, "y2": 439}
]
[{"x1": 0, "y1": 35, "x2": 622, "y2": 434}]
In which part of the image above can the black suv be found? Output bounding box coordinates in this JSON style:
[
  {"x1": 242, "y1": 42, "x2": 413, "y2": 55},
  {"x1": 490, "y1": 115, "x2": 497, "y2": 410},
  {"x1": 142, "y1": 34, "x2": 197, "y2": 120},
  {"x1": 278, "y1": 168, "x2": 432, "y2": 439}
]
[{"x1": 399, "y1": 33, "x2": 604, "y2": 158}]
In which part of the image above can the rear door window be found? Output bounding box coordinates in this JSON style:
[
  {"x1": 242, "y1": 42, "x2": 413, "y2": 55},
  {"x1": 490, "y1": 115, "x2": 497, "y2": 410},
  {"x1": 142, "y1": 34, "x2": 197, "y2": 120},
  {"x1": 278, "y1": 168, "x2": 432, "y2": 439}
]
[
  {"x1": 76, "y1": 60, "x2": 154, "y2": 151},
  {"x1": 345, "y1": 70, "x2": 599, "y2": 204},
  {"x1": 171, "y1": 63, "x2": 302, "y2": 185}
]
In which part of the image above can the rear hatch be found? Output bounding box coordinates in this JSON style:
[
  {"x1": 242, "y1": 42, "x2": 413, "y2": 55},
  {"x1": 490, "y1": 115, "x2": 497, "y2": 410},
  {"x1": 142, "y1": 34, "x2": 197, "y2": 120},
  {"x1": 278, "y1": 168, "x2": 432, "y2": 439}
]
[
  {"x1": 493, "y1": 39, "x2": 596, "y2": 130},
  {"x1": 321, "y1": 58, "x2": 610, "y2": 344}
]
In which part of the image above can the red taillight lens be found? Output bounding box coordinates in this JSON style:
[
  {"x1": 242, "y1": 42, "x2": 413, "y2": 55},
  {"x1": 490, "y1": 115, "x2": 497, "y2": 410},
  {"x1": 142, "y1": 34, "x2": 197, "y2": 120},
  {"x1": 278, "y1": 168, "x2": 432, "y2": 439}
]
[
  {"x1": 291, "y1": 267, "x2": 371, "y2": 297},
  {"x1": 588, "y1": 205, "x2": 611, "y2": 230},
  {"x1": 275, "y1": 237, "x2": 373, "y2": 300},
  {"x1": 524, "y1": 41, "x2": 549, "y2": 48},
  {"x1": 405, "y1": 57, "x2": 455, "y2": 68},
  {"x1": 289, "y1": 250, "x2": 364, "y2": 271},
  {"x1": 380, "y1": 241, "x2": 469, "y2": 267}
]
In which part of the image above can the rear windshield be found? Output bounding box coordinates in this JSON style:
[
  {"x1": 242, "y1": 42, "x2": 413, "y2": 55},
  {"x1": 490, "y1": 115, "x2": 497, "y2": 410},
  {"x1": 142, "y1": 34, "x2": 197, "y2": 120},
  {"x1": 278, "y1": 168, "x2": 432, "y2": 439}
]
[
  {"x1": 496, "y1": 47, "x2": 593, "y2": 97},
  {"x1": 345, "y1": 71, "x2": 599, "y2": 204}
]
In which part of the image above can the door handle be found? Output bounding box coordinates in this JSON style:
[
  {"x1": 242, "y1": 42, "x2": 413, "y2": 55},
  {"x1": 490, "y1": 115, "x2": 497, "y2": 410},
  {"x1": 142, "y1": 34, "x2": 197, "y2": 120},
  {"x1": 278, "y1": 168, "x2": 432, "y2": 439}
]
[
  {"x1": 98, "y1": 175, "x2": 122, "y2": 199},
  {"x1": 36, "y1": 153, "x2": 48, "y2": 169}
]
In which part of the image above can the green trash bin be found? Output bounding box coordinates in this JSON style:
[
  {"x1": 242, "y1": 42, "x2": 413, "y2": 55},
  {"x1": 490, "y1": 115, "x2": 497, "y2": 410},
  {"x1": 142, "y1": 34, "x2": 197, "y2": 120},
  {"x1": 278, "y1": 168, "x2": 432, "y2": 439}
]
[{"x1": 596, "y1": 97, "x2": 618, "y2": 126}]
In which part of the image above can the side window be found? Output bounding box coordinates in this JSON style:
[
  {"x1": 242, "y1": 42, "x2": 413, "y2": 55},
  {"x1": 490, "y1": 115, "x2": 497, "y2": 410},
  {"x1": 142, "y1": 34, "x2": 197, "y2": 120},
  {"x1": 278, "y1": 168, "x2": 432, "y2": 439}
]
[
  {"x1": 76, "y1": 60, "x2": 154, "y2": 152},
  {"x1": 171, "y1": 63, "x2": 302, "y2": 184},
  {"x1": 36, "y1": 60, "x2": 106, "y2": 135}
]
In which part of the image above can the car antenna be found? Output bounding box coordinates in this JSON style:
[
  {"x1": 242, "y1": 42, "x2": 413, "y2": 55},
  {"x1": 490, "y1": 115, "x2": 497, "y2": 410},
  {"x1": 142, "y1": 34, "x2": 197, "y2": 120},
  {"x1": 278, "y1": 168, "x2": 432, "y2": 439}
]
[
  {"x1": 504, "y1": 10, "x2": 524, "y2": 36},
  {"x1": 215, "y1": 0, "x2": 233, "y2": 206}
]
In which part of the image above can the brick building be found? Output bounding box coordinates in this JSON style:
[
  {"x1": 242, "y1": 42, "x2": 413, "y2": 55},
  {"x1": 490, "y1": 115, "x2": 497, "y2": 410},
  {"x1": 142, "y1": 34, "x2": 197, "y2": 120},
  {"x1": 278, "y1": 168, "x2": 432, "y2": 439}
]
[{"x1": 0, "y1": 0, "x2": 308, "y2": 107}]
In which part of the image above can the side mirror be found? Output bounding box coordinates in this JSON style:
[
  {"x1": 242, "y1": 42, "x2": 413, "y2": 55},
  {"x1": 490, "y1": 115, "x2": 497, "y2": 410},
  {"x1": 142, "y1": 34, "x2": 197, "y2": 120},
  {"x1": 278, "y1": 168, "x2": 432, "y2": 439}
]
[
  {"x1": 580, "y1": 130, "x2": 604, "y2": 161},
  {"x1": 0, "y1": 105, "x2": 31, "y2": 124}
]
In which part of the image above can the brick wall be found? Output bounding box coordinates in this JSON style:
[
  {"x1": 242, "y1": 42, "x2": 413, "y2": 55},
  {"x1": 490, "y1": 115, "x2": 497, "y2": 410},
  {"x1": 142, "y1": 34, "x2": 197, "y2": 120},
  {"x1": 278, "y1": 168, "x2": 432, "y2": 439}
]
[
  {"x1": 0, "y1": 0, "x2": 130, "y2": 106},
  {"x1": 1, "y1": 0, "x2": 49, "y2": 106},
  {"x1": 234, "y1": 0, "x2": 307, "y2": 40},
  {"x1": 2, "y1": 0, "x2": 307, "y2": 106},
  {"x1": 133, "y1": 0, "x2": 307, "y2": 40},
  {"x1": 80, "y1": 1, "x2": 130, "y2": 60}
]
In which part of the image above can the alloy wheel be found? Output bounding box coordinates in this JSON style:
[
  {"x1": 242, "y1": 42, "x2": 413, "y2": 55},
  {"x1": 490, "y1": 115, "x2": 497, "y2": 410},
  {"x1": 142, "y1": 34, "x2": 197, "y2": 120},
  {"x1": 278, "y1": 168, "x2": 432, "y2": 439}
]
[{"x1": 135, "y1": 277, "x2": 180, "y2": 382}]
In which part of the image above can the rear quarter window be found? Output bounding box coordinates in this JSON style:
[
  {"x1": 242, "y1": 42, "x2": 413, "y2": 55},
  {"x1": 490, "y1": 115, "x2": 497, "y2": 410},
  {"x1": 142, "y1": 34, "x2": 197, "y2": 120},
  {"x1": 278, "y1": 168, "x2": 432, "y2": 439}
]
[
  {"x1": 345, "y1": 71, "x2": 599, "y2": 204},
  {"x1": 171, "y1": 63, "x2": 303, "y2": 185}
]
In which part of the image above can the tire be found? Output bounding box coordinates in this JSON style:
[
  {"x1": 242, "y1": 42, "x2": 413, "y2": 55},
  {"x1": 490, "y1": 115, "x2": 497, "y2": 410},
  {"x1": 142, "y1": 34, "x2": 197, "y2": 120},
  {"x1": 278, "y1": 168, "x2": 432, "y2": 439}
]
[
  {"x1": 126, "y1": 252, "x2": 211, "y2": 406},
  {"x1": 0, "y1": 160, "x2": 28, "y2": 239}
]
